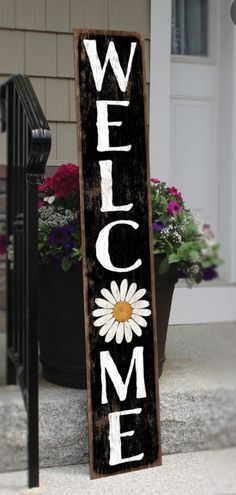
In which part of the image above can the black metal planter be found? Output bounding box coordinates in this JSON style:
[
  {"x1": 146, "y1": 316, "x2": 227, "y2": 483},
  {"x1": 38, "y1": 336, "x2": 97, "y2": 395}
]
[
  {"x1": 38, "y1": 263, "x2": 86, "y2": 388},
  {"x1": 154, "y1": 256, "x2": 178, "y2": 376},
  {"x1": 38, "y1": 256, "x2": 178, "y2": 388}
]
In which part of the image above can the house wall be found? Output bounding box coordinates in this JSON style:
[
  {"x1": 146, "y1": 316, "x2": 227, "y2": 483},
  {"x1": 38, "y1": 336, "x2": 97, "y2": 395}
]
[
  {"x1": 0, "y1": 0, "x2": 150, "y2": 167},
  {"x1": 0, "y1": 0, "x2": 150, "y2": 335}
]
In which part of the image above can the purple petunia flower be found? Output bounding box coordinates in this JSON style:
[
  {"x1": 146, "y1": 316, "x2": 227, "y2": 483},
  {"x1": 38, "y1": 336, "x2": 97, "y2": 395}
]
[
  {"x1": 177, "y1": 268, "x2": 187, "y2": 279},
  {"x1": 203, "y1": 266, "x2": 218, "y2": 281},
  {"x1": 64, "y1": 225, "x2": 76, "y2": 235},
  {"x1": 64, "y1": 242, "x2": 74, "y2": 258},
  {"x1": 152, "y1": 222, "x2": 165, "y2": 232},
  {"x1": 49, "y1": 226, "x2": 69, "y2": 246}
]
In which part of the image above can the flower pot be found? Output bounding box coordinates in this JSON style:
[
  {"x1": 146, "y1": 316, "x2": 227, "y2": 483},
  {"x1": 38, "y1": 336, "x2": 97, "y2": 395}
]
[
  {"x1": 38, "y1": 256, "x2": 178, "y2": 388},
  {"x1": 38, "y1": 263, "x2": 86, "y2": 388},
  {"x1": 154, "y1": 256, "x2": 178, "y2": 376}
]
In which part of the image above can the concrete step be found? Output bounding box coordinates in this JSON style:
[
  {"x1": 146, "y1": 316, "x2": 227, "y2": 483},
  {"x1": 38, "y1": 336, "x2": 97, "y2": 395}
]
[
  {"x1": 0, "y1": 323, "x2": 236, "y2": 472},
  {"x1": 0, "y1": 448, "x2": 236, "y2": 495}
]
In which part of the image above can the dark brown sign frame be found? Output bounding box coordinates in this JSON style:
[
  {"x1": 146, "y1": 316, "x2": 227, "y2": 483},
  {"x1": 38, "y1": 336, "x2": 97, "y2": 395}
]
[{"x1": 74, "y1": 29, "x2": 161, "y2": 479}]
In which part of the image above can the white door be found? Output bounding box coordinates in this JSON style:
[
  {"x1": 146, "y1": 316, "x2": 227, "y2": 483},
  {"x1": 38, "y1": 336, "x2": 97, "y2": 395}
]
[
  {"x1": 170, "y1": 0, "x2": 219, "y2": 239},
  {"x1": 150, "y1": 0, "x2": 236, "y2": 323}
]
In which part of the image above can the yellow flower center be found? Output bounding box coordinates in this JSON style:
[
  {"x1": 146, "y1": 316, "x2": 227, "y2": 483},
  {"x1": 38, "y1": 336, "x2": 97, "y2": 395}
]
[{"x1": 113, "y1": 301, "x2": 133, "y2": 322}]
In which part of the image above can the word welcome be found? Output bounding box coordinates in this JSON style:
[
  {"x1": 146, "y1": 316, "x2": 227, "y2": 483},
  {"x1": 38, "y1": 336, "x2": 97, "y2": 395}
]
[{"x1": 75, "y1": 30, "x2": 161, "y2": 479}]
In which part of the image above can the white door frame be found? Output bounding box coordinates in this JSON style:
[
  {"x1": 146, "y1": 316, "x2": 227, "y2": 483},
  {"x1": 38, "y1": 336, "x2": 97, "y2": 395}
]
[
  {"x1": 149, "y1": 0, "x2": 236, "y2": 324},
  {"x1": 150, "y1": 0, "x2": 172, "y2": 183}
]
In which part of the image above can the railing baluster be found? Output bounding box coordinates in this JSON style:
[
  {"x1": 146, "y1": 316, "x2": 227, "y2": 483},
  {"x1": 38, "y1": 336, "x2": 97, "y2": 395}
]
[
  {"x1": 26, "y1": 175, "x2": 39, "y2": 488},
  {"x1": 0, "y1": 75, "x2": 51, "y2": 488},
  {"x1": 6, "y1": 83, "x2": 16, "y2": 385}
]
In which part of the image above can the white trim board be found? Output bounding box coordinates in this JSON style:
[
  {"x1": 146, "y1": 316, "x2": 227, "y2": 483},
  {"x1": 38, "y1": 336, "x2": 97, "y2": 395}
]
[{"x1": 169, "y1": 286, "x2": 236, "y2": 324}]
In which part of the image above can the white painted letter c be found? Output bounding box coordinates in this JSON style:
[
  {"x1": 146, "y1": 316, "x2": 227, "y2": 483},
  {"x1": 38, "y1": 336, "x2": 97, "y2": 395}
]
[{"x1": 95, "y1": 220, "x2": 142, "y2": 272}]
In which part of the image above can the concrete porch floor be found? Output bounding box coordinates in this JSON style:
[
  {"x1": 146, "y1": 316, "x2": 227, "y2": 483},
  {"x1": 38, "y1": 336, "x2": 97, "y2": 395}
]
[{"x1": 0, "y1": 448, "x2": 236, "y2": 495}]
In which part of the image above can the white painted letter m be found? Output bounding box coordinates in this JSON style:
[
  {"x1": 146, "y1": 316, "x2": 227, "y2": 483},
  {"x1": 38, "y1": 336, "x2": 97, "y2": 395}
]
[{"x1": 100, "y1": 346, "x2": 146, "y2": 404}]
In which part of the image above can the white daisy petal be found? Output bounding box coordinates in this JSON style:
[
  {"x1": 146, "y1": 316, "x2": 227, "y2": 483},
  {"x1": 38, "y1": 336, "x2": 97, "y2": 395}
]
[
  {"x1": 132, "y1": 300, "x2": 150, "y2": 309},
  {"x1": 120, "y1": 279, "x2": 128, "y2": 301},
  {"x1": 100, "y1": 288, "x2": 117, "y2": 305},
  {"x1": 128, "y1": 318, "x2": 142, "y2": 337},
  {"x1": 94, "y1": 280, "x2": 150, "y2": 344},
  {"x1": 116, "y1": 323, "x2": 124, "y2": 344},
  {"x1": 105, "y1": 321, "x2": 119, "y2": 343},
  {"x1": 95, "y1": 298, "x2": 113, "y2": 309},
  {"x1": 124, "y1": 322, "x2": 133, "y2": 343},
  {"x1": 125, "y1": 282, "x2": 137, "y2": 302},
  {"x1": 110, "y1": 281, "x2": 121, "y2": 302},
  {"x1": 133, "y1": 308, "x2": 151, "y2": 317},
  {"x1": 99, "y1": 317, "x2": 115, "y2": 337},
  {"x1": 131, "y1": 313, "x2": 148, "y2": 327},
  {"x1": 129, "y1": 288, "x2": 146, "y2": 304},
  {"x1": 92, "y1": 308, "x2": 113, "y2": 317},
  {"x1": 94, "y1": 313, "x2": 114, "y2": 327}
]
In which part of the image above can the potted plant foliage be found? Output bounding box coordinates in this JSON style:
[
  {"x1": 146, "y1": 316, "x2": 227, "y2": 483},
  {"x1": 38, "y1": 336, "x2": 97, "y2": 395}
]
[
  {"x1": 151, "y1": 178, "x2": 222, "y2": 372},
  {"x1": 38, "y1": 165, "x2": 222, "y2": 387}
]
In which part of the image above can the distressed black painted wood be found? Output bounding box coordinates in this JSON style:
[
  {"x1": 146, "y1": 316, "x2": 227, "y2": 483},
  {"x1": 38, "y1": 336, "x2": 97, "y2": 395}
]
[{"x1": 74, "y1": 29, "x2": 161, "y2": 479}]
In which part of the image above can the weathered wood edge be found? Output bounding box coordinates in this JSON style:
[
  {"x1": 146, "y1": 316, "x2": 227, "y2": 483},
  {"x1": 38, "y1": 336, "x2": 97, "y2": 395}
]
[
  {"x1": 140, "y1": 31, "x2": 163, "y2": 468},
  {"x1": 73, "y1": 30, "x2": 95, "y2": 481},
  {"x1": 73, "y1": 28, "x2": 145, "y2": 39}
]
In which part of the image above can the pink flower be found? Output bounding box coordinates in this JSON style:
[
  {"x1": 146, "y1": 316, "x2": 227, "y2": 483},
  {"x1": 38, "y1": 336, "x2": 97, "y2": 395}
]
[
  {"x1": 38, "y1": 164, "x2": 80, "y2": 199},
  {"x1": 38, "y1": 177, "x2": 52, "y2": 193},
  {"x1": 167, "y1": 186, "x2": 178, "y2": 195},
  {"x1": 38, "y1": 200, "x2": 43, "y2": 209},
  {"x1": 176, "y1": 191, "x2": 182, "y2": 199},
  {"x1": 48, "y1": 164, "x2": 79, "y2": 198},
  {"x1": 151, "y1": 178, "x2": 160, "y2": 184},
  {"x1": 167, "y1": 201, "x2": 181, "y2": 215},
  {"x1": 167, "y1": 186, "x2": 183, "y2": 199}
]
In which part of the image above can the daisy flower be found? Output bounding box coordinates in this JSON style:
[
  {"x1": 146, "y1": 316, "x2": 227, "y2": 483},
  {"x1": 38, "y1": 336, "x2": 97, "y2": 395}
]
[{"x1": 92, "y1": 279, "x2": 151, "y2": 344}]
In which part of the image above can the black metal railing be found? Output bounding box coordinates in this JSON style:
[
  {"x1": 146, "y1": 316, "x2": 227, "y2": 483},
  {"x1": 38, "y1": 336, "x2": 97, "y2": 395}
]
[{"x1": 0, "y1": 75, "x2": 51, "y2": 488}]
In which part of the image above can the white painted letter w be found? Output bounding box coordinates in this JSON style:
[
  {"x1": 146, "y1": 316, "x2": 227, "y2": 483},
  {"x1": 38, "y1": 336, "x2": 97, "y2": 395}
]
[{"x1": 83, "y1": 40, "x2": 137, "y2": 92}]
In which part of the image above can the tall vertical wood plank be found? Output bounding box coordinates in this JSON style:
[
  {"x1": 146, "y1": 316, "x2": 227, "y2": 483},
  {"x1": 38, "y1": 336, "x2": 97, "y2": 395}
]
[{"x1": 74, "y1": 29, "x2": 161, "y2": 479}]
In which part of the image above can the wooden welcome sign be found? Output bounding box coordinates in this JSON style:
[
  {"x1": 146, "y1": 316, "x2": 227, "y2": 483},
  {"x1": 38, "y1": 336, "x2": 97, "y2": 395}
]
[{"x1": 74, "y1": 29, "x2": 161, "y2": 479}]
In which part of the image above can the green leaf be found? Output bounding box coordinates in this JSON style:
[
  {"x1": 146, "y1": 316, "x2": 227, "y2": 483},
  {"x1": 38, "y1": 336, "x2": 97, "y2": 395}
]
[
  {"x1": 189, "y1": 250, "x2": 199, "y2": 261},
  {"x1": 154, "y1": 247, "x2": 164, "y2": 254},
  {"x1": 201, "y1": 260, "x2": 212, "y2": 268},
  {"x1": 158, "y1": 214, "x2": 169, "y2": 223},
  {"x1": 168, "y1": 253, "x2": 180, "y2": 264},
  {"x1": 72, "y1": 231, "x2": 81, "y2": 240},
  {"x1": 38, "y1": 222, "x2": 49, "y2": 232},
  {"x1": 158, "y1": 256, "x2": 170, "y2": 275},
  {"x1": 165, "y1": 240, "x2": 174, "y2": 254},
  {"x1": 72, "y1": 248, "x2": 83, "y2": 260},
  {"x1": 61, "y1": 257, "x2": 72, "y2": 272},
  {"x1": 159, "y1": 197, "x2": 168, "y2": 207},
  {"x1": 195, "y1": 271, "x2": 202, "y2": 284}
]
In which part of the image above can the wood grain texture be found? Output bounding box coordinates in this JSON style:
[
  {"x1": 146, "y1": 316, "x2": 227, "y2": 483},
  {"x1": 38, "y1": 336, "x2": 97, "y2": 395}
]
[{"x1": 74, "y1": 29, "x2": 161, "y2": 479}]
